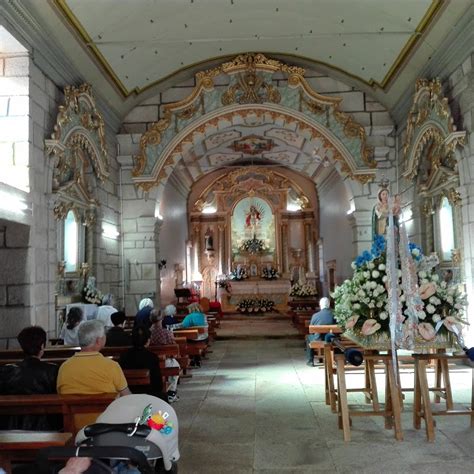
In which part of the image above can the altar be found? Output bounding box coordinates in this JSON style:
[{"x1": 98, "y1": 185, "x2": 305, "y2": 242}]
[{"x1": 221, "y1": 279, "x2": 291, "y2": 312}]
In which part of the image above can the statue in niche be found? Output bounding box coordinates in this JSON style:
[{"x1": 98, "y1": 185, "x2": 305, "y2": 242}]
[
  {"x1": 372, "y1": 185, "x2": 401, "y2": 240},
  {"x1": 204, "y1": 228, "x2": 214, "y2": 251}
]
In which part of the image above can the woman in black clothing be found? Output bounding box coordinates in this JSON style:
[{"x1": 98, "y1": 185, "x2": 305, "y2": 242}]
[{"x1": 118, "y1": 326, "x2": 165, "y2": 401}]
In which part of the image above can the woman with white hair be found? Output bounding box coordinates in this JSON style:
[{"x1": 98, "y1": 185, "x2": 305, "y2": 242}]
[
  {"x1": 306, "y1": 296, "x2": 335, "y2": 367},
  {"x1": 96, "y1": 293, "x2": 117, "y2": 329},
  {"x1": 135, "y1": 297, "x2": 154, "y2": 328},
  {"x1": 163, "y1": 304, "x2": 178, "y2": 329}
]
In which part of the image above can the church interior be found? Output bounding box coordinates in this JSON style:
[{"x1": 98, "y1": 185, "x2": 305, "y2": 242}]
[{"x1": 1, "y1": 0, "x2": 474, "y2": 472}]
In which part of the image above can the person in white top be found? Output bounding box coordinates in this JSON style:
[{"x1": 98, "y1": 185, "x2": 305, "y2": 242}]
[
  {"x1": 59, "y1": 307, "x2": 83, "y2": 346},
  {"x1": 96, "y1": 294, "x2": 118, "y2": 329}
]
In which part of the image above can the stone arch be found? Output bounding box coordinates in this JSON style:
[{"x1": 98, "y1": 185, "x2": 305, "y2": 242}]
[{"x1": 132, "y1": 53, "x2": 376, "y2": 205}]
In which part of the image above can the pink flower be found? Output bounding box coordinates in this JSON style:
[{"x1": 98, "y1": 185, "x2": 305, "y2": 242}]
[
  {"x1": 345, "y1": 315, "x2": 359, "y2": 329},
  {"x1": 361, "y1": 319, "x2": 381, "y2": 336},
  {"x1": 419, "y1": 283, "x2": 436, "y2": 300},
  {"x1": 443, "y1": 316, "x2": 462, "y2": 333},
  {"x1": 418, "y1": 322, "x2": 436, "y2": 341}
]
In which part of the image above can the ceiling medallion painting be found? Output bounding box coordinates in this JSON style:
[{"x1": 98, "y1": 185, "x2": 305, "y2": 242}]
[
  {"x1": 230, "y1": 135, "x2": 275, "y2": 155},
  {"x1": 45, "y1": 83, "x2": 108, "y2": 221},
  {"x1": 402, "y1": 78, "x2": 466, "y2": 182},
  {"x1": 133, "y1": 53, "x2": 375, "y2": 196}
]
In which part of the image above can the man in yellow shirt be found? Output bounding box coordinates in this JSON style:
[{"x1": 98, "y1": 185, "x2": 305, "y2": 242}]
[{"x1": 57, "y1": 320, "x2": 131, "y2": 427}]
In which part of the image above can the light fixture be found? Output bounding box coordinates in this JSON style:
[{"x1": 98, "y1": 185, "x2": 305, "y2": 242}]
[
  {"x1": 286, "y1": 202, "x2": 301, "y2": 212},
  {"x1": 202, "y1": 206, "x2": 217, "y2": 214},
  {"x1": 102, "y1": 223, "x2": 120, "y2": 239}
]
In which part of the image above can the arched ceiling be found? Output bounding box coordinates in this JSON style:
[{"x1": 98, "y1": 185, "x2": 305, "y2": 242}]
[{"x1": 14, "y1": 0, "x2": 471, "y2": 116}]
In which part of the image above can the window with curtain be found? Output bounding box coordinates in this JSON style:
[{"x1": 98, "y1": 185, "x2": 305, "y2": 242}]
[
  {"x1": 438, "y1": 196, "x2": 455, "y2": 262},
  {"x1": 64, "y1": 210, "x2": 78, "y2": 272}
]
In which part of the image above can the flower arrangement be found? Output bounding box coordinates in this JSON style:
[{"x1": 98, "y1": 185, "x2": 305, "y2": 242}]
[
  {"x1": 239, "y1": 236, "x2": 267, "y2": 254},
  {"x1": 82, "y1": 276, "x2": 103, "y2": 304},
  {"x1": 237, "y1": 298, "x2": 275, "y2": 313},
  {"x1": 218, "y1": 279, "x2": 232, "y2": 294},
  {"x1": 229, "y1": 267, "x2": 248, "y2": 281},
  {"x1": 290, "y1": 283, "x2": 318, "y2": 297},
  {"x1": 262, "y1": 266, "x2": 279, "y2": 280},
  {"x1": 332, "y1": 235, "x2": 467, "y2": 347}
]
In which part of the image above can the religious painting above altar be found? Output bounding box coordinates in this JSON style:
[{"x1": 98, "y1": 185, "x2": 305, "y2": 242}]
[{"x1": 231, "y1": 197, "x2": 275, "y2": 259}]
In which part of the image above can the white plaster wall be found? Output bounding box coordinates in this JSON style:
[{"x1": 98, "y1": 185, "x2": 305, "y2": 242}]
[
  {"x1": 158, "y1": 180, "x2": 188, "y2": 306},
  {"x1": 319, "y1": 171, "x2": 354, "y2": 293}
]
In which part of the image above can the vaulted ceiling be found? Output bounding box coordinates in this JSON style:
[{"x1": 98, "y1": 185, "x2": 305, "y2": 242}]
[{"x1": 13, "y1": 0, "x2": 472, "y2": 118}]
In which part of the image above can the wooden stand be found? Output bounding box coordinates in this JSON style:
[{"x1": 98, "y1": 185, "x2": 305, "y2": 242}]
[{"x1": 413, "y1": 353, "x2": 474, "y2": 441}]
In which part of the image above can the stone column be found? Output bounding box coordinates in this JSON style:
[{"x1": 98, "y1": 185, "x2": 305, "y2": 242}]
[
  {"x1": 304, "y1": 221, "x2": 315, "y2": 276},
  {"x1": 281, "y1": 222, "x2": 290, "y2": 277},
  {"x1": 218, "y1": 225, "x2": 225, "y2": 275}
]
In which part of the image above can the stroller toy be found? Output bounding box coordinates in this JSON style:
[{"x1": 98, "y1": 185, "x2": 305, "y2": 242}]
[{"x1": 37, "y1": 395, "x2": 179, "y2": 473}]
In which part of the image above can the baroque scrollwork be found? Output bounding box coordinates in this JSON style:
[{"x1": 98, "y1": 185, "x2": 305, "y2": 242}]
[
  {"x1": 403, "y1": 78, "x2": 466, "y2": 181},
  {"x1": 133, "y1": 53, "x2": 376, "y2": 192},
  {"x1": 46, "y1": 83, "x2": 107, "y2": 221}
]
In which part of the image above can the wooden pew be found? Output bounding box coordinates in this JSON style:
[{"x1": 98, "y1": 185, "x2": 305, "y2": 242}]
[
  {"x1": 308, "y1": 324, "x2": 343, "y2": 363},
  {"x1": 0, "y1": 431, "x2": 72, "y2": 473},
  {"x1": 0, "y1": 393, "x2": 117, "y2": 437}
]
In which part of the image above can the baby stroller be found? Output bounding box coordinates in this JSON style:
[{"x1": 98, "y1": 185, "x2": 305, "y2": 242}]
[{"x1": 37, "y1": 394, "x2": 179, "y2": 473}]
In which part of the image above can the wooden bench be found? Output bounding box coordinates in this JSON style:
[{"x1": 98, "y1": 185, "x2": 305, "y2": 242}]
[
  {"x1": 0, "y1": 393, "x2": 117, "y2": 436},
  {"x1": 0, "y1": 431, "x2": 73, "y2": 473},
  {"x1": 308, "y1": 325, "x2": 343, "y2": 364}
]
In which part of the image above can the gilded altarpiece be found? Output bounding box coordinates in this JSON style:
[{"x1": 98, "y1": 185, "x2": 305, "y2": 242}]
[
  {"x1": 190, "y1": 167, "x2": 318, "y2": 310},
  {"x1": 403, "y1": 78, "x2": 465, "y2": 278}
]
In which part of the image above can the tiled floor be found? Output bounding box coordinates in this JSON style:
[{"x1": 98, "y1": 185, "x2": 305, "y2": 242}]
[{"x1": 174, "y1": 319, "x2": 474, "y2": 473}]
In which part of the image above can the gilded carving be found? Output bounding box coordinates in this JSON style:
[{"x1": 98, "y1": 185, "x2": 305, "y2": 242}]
[
  {"x1": 133, "y1": 53, "x2": 375, "y2": 191},
  {"x1": 221, "y1": 69, "x2": 281, "y2": 105},
  {"x1": 403, "y1": 78, "x2": 465, "y2": 180}
]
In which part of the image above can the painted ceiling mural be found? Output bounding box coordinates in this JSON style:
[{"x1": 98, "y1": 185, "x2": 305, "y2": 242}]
[{"x1": 132, "y1": 53, "x2": 376, "y2": 196}]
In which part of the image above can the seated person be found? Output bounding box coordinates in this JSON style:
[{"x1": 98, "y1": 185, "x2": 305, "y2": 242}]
[
  {"x1": 59, "y1": 307, "x2": 83, "y2": 346},
  {"x1": 306, "y1": 297, "x2": 335, "y2": 366},
  {"x1": 57, "y1": 320, "x2": 131, "y2": 427},
  {"x1": 96, "y1": 293, "x2": 118, "y2": 329},
  {"x1": 172, "y1": 303, "x2": 208, "y2": 368},
  {"x1": 162, "y1": 304, "x2": 178, "y2": 329},
  {"x1": 135, "y1": 297, "x2": 154, "y2": 328},
  {"x1": 105, "y1": 311, "x2": 131, "y2": 347},
  {"x1": 119, "y1": 326, "x2": 166, "y2": 401},
  {"x1": 149, "y1": 310, "x2": 180, "y2": 403},
  {"x1": 0, "y1": 326, "x2": 60, "y2": 430}
]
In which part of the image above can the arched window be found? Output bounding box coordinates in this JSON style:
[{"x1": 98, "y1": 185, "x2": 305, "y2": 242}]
[
  {"x1": 63, "y1": 210, "x2": 79, "y2": 273},
  {"x1": 438, "y1": 197, "x2": 455, "y2": 262}
]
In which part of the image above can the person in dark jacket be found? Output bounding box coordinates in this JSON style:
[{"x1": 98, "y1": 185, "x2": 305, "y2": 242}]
[
  {"x1": 106, "y1": 311, "x2": 131, "y2": 347},
  {"x1": 119, "y1": 326, "x2": 165, "y2": 401},
  {"x1": 306, "y1": 297, "x2": 335, "y2": 366},
  {"x1": 0, "y1": 326, "x2": 60, "y2": 430},
  {"x1": 134, "y1": 298, "x2": 154, "y2": 328}
]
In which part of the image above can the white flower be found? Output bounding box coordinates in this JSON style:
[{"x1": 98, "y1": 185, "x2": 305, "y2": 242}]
[
  {"x1": 431, "y1": 274, "x2": 439, "y2": 282},
  {"x1": 440, "y1": 281, "x2": 447, "y2": 289},
  {"x1": 447, "y1": 296, "x2": 454, "y2": 305},
  {"x1": 412, "y1": 248, "x2": 420, "y2": 257},
  {"x1": 426, "y1": 304, "x2": 436, "y2": 314},
  {"x1": 367, "y1": 262, "x2": 375, "y2": 269},
  {"x1": 368, "y1": 301, "x2": 375, "y2": 308},
  {"x1": 358, "y1": 289, "x2": 365, "y2": 297},
  {"x1": 418, "y1": 311, "x2": 427, "y2": 320},
  {"x1": 419, "y1": 271, "x2": 427, "y2": 279},
  {"x1": 382, "y1": 276, "x2": 388, "y2": 283},
  {"x1": 351, "y1": 262, "x2": 357, "y2": 270},
  {"x1": 378, "y1": 264, "x2": 386, "y2": 271},
  {"x1": 432, "y1": 314, "x2": 441, "y2": 323},
  {"x1": 363, "y1": 271, "x2": 370, "y2": 279},
  {"x1": 429, "y1": 296, "x2": 437, "y2": 304},
  {"x1": 379, "y1": 312, "x2": 388, "y2": 320},
  {"x1": 370, "y1": 281, "x2": 377, "y2": 289},
  {"x1": 353, "y1": 303, "x2": 361, "y2": 310},
  {"x1": 376, "y1": 301, "x2": 383, "y2": 308},
  {"x1": 372, "y1": 270, "x2": 380, "y2": 278}
]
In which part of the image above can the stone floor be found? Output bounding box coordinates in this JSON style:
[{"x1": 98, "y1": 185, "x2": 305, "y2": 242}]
[{"x1": 174, "y1": 319, "x2": 474, "y2": 473}]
